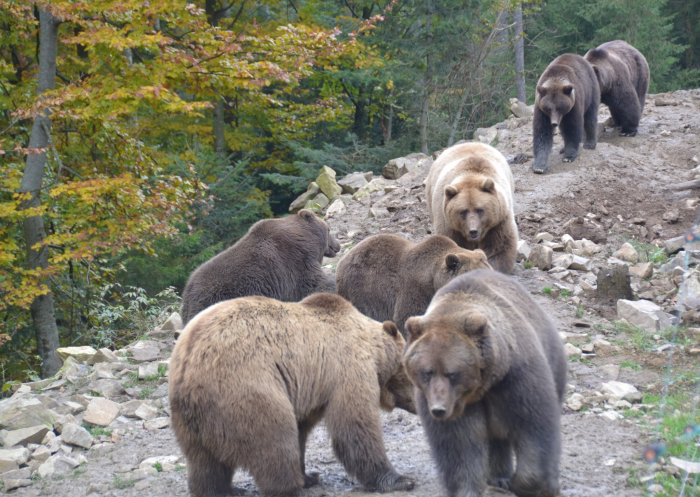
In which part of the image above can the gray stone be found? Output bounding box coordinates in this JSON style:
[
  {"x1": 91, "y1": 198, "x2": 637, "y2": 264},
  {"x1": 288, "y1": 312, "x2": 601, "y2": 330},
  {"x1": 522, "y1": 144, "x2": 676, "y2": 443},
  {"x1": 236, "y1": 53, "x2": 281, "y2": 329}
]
[
  {"x1": 566, "y1": 218, "x2": 607, "y2": 244},
  {"x1": 134, "y1": 404, "x2": 158, "y2": 421},
  {"x1": 613, "y1": 243, "x2": 638, "y2": 263},
  {"x1": 553, "y1": 254, "x2": 573, "y2": 269},
  {"x1": 567, "y1": 393, "x2": 584, "y2": 411},
  {"x1": 516, "y1": 240, "x2": 531, "y2": 262},
  {"x1": 509, "y1": 98, "x2": 534, "y2": 118},
  {"x1": 382, "y1": 157, "x2": 418, "y2": 180},
  {"x1": 324, "y1": 199, "x2": 346, "y2": 219},
  {"x1": 536, "y1": 232, "x2": 554, "y2": 242},
  {"x1": 474, "y1": 127, "x2": 497, "y2": 144},
  {"x1": 37, "y1": 454, "x2": 78, "y2": 478},
  {"x1": 30, "y1": 446, "x2": 50, "y2": 463},
  {"x1": 601, "y1": 381, "x2": 643, "y2": 403},
  {"x1": 597, "y1": 265, "x2": 634, "y2": 300},
  {"x1": 0, "y1": 458, "x2": 18, "y2": 473},
  {"x1": 87, "y1": 379, "x2": 126, "y2": 398},
  {"x1": 564, "y1": 343, "x2": 582, "y2": 359},
  {"x1": 0, "y1": 397, "x2": 54, "y2": 432},
  {"x1": 316, "y1": 166, "x2": 342, "y2": 201},
  {"x1": 679, "y1": 273, "x2": 700, "y2": 302},
  {"x1": 120, "y1": 400, "x2": 148, "y2": 418},
  {"x1": 288, "y1": 182, "x2": 320, "y2": 213},
  {"x1": 629, "y1": 263, "x2": 653, "y2": 279},
  {"x1": 127, "y1": 341, "x2": 161, "y2": 363},
  {"x1": 528, "y1": 245, "x2": 553, "y2": 270},
  {"x1": 3, "y1": 425, "x2": 49, "y2": 448},
  {"x1": 139, "y1": 455, "x2": 180, "y2": 471},
  {"x1": 60, "y1": 423, "x2": 93, "y2": 449},
  {"x1": 601, "y1": 364, "x2": 620, "y2": 380},
  {"x1": 160, "y1": 312, "x2": 182, "y2": 332},
  {"x1": 144, "y1": 417, "x2": 170, "y2": 431},
  {"x1": 304, "y1": 193, "x2": 329, "y2": 213},
  {"x1": 617, "y1": 299, "x2": 672, "y2": 333},
  {"x1": 4, "y1": 478, "x2": 31, "y2": 491},
  {"x1": 138, "y1": 362, "x2": 161, "y2": 380},
  {"x1": 569, "y1": 256, "x2": 592, "y2": 272},
  {"x1": 87, "y1": 348, "x2": 119, "y2": 366},
  {"x1": 352, "y1": 179, "x2": 388, "y2": 200},
  {"x1": 0, "y1": 448, "x2": 30, "y2": 466},
  {"x1": 83, "y1": 398, "x2": 120, "y2": 427},
  {"x1": 337, "y1": 172, "x2": 369, "y2": 194},
  {"x1": 664, "y1": 235, "x2": 686, "y2": 255},
  {"x1": 56, "y1": 346, "x2": 97, "y2": 363},
  {"x1": 61, "y1": 401, "x2": 85, "y2": 415}
]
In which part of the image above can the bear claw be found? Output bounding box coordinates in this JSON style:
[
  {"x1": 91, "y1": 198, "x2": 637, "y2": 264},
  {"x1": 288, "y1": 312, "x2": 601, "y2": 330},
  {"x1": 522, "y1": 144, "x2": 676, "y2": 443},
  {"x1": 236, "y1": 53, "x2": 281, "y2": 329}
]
[
  {"x1": 304, "y1": 472, "x2": 320, "y2": 488},
  {"x1": 487, "y1": 477, "x2": 510, "y2": 490},
  {"x1": 620, "y1": 131, "x2": 637, "y2": 137}
]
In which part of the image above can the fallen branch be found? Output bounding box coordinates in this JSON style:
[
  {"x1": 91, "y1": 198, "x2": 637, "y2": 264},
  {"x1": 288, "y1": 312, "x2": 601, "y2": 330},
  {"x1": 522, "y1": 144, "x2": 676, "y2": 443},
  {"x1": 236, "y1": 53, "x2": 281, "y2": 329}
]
[{"x1": 665, "y1": 179, "x2": 700, "y2": 191}]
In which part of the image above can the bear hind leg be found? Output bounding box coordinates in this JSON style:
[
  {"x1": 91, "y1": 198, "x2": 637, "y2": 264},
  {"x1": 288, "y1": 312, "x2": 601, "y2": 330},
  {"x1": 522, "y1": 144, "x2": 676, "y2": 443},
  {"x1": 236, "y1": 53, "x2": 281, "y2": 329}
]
[
  {"x1": 487, "y1": 438, "x2": 513, "y2": 490},
  {"x1": 583, "y1": 101, "x2": 598, "y2": 149},
  {"x1": 560, "y1": 113, "x2": 583, "y2": 162},
  {"x1": 185, "y1": 445, "x2": 236, "y2": 497},
  {"x1": 298, "y1": 418, "x2": 321, "y2": 488}
]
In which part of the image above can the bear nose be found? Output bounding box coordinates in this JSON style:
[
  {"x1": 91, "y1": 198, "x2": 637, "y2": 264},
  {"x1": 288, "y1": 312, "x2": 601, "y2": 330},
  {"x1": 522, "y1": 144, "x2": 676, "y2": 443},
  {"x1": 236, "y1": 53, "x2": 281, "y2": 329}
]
[
  {"x1": 469, "y1": 228, "x2": 478, "y2": 236},
  {"x1": 430, "y1": 406, "x2": 446, "y2": 418}
]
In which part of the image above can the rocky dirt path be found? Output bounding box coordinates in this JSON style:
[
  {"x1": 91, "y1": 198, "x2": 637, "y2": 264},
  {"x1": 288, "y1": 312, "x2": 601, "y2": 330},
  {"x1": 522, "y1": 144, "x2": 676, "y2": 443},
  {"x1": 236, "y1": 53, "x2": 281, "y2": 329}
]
[{"x1": 3, "y1": 89, "x2": 700, "y2": 497}]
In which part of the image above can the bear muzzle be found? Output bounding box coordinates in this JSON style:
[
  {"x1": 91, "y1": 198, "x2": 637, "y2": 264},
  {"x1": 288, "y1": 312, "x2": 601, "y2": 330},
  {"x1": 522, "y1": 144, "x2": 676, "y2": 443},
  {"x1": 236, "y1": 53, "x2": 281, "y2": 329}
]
[{"x1": 324, "y1": 235, "x2": 341, "y2": 257}]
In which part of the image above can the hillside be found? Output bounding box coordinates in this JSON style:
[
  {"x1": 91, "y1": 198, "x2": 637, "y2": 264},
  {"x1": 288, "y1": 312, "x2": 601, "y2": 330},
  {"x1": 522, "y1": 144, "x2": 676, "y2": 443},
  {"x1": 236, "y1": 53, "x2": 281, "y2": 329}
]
[{"x1": 2, "y1": 89, "x2": 700, "y2": 497}]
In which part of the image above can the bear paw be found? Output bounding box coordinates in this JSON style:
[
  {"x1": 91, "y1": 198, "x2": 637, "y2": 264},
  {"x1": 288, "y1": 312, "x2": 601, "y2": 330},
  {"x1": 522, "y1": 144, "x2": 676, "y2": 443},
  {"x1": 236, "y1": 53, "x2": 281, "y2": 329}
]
[
  {"x1": 391, "y1": 475, "x2": 416, "y2": 492},
  {"x1": 532, "y1": 164, "x2": 548, "y2": 174},
  {"x1": 562, "y1": 154, "x2": 578, "y2": 163},
  {"x1": 583, "y1": 141, "x2": 596, "y2": 150},
  {"x1": 558, "y1": 147, "x2": 565, "y2": 154},
  {"x1": 304, "y1": 472, "x2": 320, "y2": 488},
  {"x1": 487, "y1": 477, "x2": 510, "y2": 490},
  {"x1": 620, "y1": 130, "x2": 637, "y2": 137}
]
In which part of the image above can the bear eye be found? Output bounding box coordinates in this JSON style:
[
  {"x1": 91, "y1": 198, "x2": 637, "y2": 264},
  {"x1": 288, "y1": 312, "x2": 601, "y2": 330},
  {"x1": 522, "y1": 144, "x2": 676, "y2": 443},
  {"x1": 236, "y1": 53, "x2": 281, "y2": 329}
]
[
  {"x1": 421, "y1": 371, "x2": 433, "y2": 383},
  {"x1": 476, "y1": 208, "x2": 484, "y2": 215},
  {"x1": 445, "y1": 372, "x2": 459, "y2": 383},
  {"x1": 460, "y1": 209, "x2": 468, "y2": 218}
]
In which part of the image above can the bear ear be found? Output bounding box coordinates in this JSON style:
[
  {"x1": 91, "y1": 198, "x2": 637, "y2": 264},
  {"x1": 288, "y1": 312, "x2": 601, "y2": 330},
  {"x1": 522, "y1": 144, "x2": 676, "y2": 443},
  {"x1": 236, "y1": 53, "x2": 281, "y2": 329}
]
[
  {"x1": 481, "y1": 178, "x2": 495, "y2": 193},
  {"x1": 562, "y1": 84, "x2": 573, "y2": 96},
  {"x1": 445, "y1": 254, "x2": 460, "y2": 271},
  {"x1": 404, "y1": 317, "x2": 424, "y2": 344},
  {"x1": 537, "y1": 85, "x2": 547, "y2": 96},
  {"x1": 382, "y1": 321, "x2": 400, "y2": 339},
  {"x1": 298, "y1": 209, "x2": 315, "y2": 221},
  {"x1": 444, "y1": 185, "x2": 458, "y2": 200},
  {"x1": 462, "y1": 312, "x2": 489, "y2": 338}
]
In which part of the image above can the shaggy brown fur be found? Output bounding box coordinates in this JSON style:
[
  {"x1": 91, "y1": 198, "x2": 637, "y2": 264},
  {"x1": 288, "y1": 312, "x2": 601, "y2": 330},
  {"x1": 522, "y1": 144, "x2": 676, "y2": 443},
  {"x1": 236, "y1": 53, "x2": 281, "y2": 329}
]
[
  {"x1": 585, "y1": 40, "x2": 650, "y2": 137},
  {"x1": 170, "y1": 294, "x2": 416, "y2": 497},
  {"x1": 336, "y1": 234, "x2": 492, "y2": 334},
  {"x1": 403, "y1": 270, "x2": 567, "y2": 497},
  {"x1": 533, "y1": 53, "x2": 600, "y2": 173},
  {"x1": 425, "y1": 143, "x2": 517, "y2": 274},
  {"x1": 180, "y1": 209, "x2": 340, "y2": 324}
]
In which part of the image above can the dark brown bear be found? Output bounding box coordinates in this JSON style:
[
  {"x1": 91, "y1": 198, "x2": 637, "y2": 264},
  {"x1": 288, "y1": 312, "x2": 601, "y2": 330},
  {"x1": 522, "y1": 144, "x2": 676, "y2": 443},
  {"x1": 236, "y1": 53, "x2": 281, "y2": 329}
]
[
  {"x1": 533, "y1": 53, "x2": 600, "y2": 174},
  {"x1": 403, "y1": 270, "x2": 567, "y2": 497},
  {"x1": 170, "y1": 294, "x2": 415, "y2": 497},
  {"x1": 585, "y1": 40, "x2": 650, "y2": 137},
  {"x1": 336, "y1": 234, "x2": 492, "y2": 334},
  {"x1": 180, "y1": 209, "x2": 340, "y2": 324}
]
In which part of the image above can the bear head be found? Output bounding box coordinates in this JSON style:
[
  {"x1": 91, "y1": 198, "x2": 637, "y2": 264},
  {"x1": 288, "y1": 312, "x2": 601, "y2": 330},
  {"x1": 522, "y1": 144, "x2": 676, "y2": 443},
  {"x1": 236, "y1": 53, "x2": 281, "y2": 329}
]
[
  {"x1": 433, "y1": 249, "x2": 491, "y2": 291},
  {"x1": 378, "y1": 321, "x2": 416, "y2": 414},
  {"x1": 443, "y1": 176, "x2": 503, "y2": 244},
  {"x1": 536, "y1": 79, "x2": 575, "y2": 127},
  {"x1": 296, "y1": 209, "x2": 341, "y2": 260},
  {"x1": 403, "y1": 304, "x2": 508, "y2": 421}
]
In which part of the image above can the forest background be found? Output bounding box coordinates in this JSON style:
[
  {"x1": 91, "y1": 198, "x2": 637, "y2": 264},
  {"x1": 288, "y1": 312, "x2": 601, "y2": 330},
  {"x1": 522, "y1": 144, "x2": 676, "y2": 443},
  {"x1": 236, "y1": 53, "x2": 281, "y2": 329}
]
[{"x1": 0, "y1": 0, "x2": 699, "y2": 381}]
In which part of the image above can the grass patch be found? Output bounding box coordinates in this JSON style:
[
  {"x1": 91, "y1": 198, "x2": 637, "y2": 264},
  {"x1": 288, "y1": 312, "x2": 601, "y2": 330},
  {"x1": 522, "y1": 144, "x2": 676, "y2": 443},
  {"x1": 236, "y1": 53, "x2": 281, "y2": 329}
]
[
  {"x1": 152, "y1": 462, "x2": 163, "y2": 472},
  {"x1": 145, "y1": 363, "x2": 168, "y2": 382},
  {"x1": 113, "y1": 475, "x2": 136, "y2": 489},
  {"x1": 629, "y1": 239, "x2": 669, "y2": 265},
  {"x1": 575, "y1": 305, "x2": 584, "y2": 319},
  {"x1": 140, "y1": 386, "x2": 156, "y2": 399},
  {"x1": 83, "y1": 425, "x2": 112, "y2": 437},
  {"x1": 123, "y1": 371, "x2": 139, "y2": 389},
  {"x1": 560, "y1": 289, "x2": 571, "y2": 298},
  {"x1": 175, "y1": 464, "x2": 186, "y2": 472},
  {"x1": 523, "y1": 261, "x2": 533, "y2": 269},
  {"x1": 611, "y1": 320, "x2": 653, "y2": 351},
  {"x1": 543, "y1": 286, "x2": 552, "y2": 295},
  {"x1": 73, "y1": 468, "x2": 87, "y2": 477},
  {"x1": 620, "y1": 360, "x2": 642, "y2": 370}
]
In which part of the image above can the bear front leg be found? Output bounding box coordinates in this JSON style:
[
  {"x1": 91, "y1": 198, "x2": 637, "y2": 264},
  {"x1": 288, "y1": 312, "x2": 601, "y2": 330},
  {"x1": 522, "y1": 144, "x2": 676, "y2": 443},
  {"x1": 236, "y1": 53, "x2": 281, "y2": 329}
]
[
  {"x1": 326, "y1": 393, "x2": 415, "y2": 492},
  {"x1": 532, "y1": 108, "x2": 554, "y2": 174},
  {"x1": 417, "y1": 393, "x2": 488, "y2": 497},
  {"x1": 183, "y1": 444, "x2": 235, "y2": 497},
  {"x1": 559, "y1": 112, "x2": 583, "y2": 162},
  {"x1": 482, "y1": 222, "x2": 517, "y2": 274},
  {"x1": 487, "y1": 438, "x2": 514, "y2": 490}
]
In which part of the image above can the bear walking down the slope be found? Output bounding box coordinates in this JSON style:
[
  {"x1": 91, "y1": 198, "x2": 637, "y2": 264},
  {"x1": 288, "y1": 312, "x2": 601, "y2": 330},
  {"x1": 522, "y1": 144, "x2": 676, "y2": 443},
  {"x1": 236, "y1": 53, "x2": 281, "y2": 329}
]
[
  {"x1": 180, "y1": 209, "x2": 340, "y2": 324},
  {"x1": 403, "y1": 270, "x2": 567, "y2": 497},
  {"x1": 585, "y1": 40, "x2": 650, "y2": 137},
  {"x1": 170, "y1": 294, "x2": 416, "y2": 497},
  {"x1": 336, "y1": 234, "x2": 491, "y2": 335},
  {"x1": 424, "y1": 142, "x2": 517, "y2": 274},
  {"x1": 533, "y1": 53, "x2": 600, "y2": 174}
]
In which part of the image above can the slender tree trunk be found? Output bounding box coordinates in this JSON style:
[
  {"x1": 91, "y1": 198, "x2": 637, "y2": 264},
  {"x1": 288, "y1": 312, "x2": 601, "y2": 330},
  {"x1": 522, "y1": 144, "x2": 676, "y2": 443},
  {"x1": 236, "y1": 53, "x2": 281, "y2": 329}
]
[
  {"x1": 513, "y1": 3, "x2": 526, "y2": 102},
  {"x1": 447, "y1": 84, "x2": 472, "y2": 147},
  {"x1": 19, "y1": 9, "x2": 62, "y2": 378},
  {"x1": 352, "y1": 85, "x2": 367, "y2": 139},
  {"x1": 213, "y1": 98, "x2": 226, "y2": 161},
  {"x1": 419, "y1": 0, "x2": 432, "y2": 155},
  {"x1": 386, "y1": 104, "x2": 393, "y2": 143}
]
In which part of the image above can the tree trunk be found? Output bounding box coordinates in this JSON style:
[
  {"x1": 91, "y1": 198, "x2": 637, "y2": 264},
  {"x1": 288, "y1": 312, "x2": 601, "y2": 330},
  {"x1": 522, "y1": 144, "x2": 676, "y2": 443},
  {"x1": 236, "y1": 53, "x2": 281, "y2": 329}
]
[
  {"x1": 386, "y1": 104, "x2": 393, "y2": 143},
  {"x1": 352, "y1": 85, "x2": 367, "y2": 139},
  {"x1": 19, "y1": 9, "x2": 62, "y2": 378},
  {"x1": 513, "y1": 3, "x2": 526, "y2": 103},
  {"x1": 419, "y1": 0, "x2": 433, "y2": 155},
  {"x1": 213, "y1": 98, "x2": 226, "y2": 161},
  {"x1": 447, "y1": 85, "x2": 472, "y2": 147}
]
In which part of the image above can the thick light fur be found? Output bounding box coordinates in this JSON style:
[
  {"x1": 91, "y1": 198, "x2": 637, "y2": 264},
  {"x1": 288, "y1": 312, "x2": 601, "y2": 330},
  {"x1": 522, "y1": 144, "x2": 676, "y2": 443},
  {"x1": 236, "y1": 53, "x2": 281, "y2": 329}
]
[
  {"x1": 403, "y1": 270, "x2": 567, "y2": 497},
  {"x1": 337, "y1": 234, "x2": 492, "y2": 335},
  {"x1": 170, "y1": 293, "x2": 416, "y2": 497},
  {"x1": 425, "y1": 143, "x2": 517, "y2": 274},
  {"x1": 180, "y1": 209, "x2": 340, "y2": 324},
  {"x1": 533, "y1": 53, "x2": 600, "y2": 174},
  {"x1": 585, "y1": 40, "x2": 650, "y2": 137}
]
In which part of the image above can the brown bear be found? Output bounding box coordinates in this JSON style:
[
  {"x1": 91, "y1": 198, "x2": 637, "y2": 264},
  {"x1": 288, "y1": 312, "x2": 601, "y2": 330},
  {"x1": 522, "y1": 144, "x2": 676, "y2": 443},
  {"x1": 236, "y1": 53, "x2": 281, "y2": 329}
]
[
  {"x1": 585, "y1": 40, "x2": 650, "y2": 137},
  {"x1": 424, "y1": 142, "x2": 517, "y2": 274},
  {"x1": 533, "y1": 53, "x2": 600, "y2": 174},
  {"x1": 336, "y1": 234, "x2": 492, "y2": 334},
  {"x1": 180, "y1": 209, "x2": 340, "y2": 324},
  {"x1": 170, "y1": 293, "x2": 416, "y2": 497},
  {"x1": 403, "y1": 270, "x2": 567, "y2": 497}
]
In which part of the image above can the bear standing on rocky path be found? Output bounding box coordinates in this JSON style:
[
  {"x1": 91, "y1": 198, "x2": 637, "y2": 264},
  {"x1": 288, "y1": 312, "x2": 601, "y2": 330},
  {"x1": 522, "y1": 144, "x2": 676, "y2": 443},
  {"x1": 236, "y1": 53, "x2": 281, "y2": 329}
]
[
  {"x1": 180, "y1": 209, "x2": 340, "y2": 325},
  {"x1": 170, "y1": 293, "x2": 416, "y2": 497},
  {"x1": 533, "y1": 53, "x2": 600, "y2": 174},
  {"x1": 336, "y1": 234, "x2": 492, "y2": 335},
  {"x1": 585, "y1": 40, "x2": 650, "y2": 137},
  {"x1": 425, "y1": 142, "x2": 517, "y2": 274},
  {"x1": 403, "y1": 270, "x2": 567, "y2": 497}
]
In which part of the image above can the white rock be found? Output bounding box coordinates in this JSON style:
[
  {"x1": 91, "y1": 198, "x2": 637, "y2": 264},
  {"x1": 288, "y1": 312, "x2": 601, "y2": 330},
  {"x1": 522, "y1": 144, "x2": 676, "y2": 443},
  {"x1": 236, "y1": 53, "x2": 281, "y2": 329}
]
[
  {"x1": 516, "y1": 240, "x2": 531, "y2": 262},
  {"x1": 601, "y1": 381, "x2": 643, "y2": 403},
  {"x1": 138, "y1": 362, "x2": 161, "y2": 380},
  {"x1": 528, "y1": 245, "x2": 553, "y2": 270},
  {"x1": 31, "y1": 446, "x2": 50, "y2": 463},
  {"x1": 613, "y1": 243, "x2": 638, "y2": 263},
  {"x1": 617, "y1": 299, "x2": 672, "y2": 333},
  {"x1": 134, "y1": 404, "x2": 158, "y2": 421},
  {"x1": 0, "y1": 397, "x2": 55, "y2": 431},
  {"x1": 567, "y1": 393, "x2": 584, "y2": 411},
  {"x1": 599, "y1": 410, "x2": 623, "y2": 421},
  {"x1": 83, "y1": 398, "x2": 120, "y2": 427},
  {"x1": 56, "y1": 346, "x2": 97, "y2": 363},
  {"x1": 536, "y1": 232, "x2": 554, "y2": 243},
  {"x1": 0, "y1": 448, "x2": 29, "y2": 467},
  {"x1": 324, "y1": 199, "x2": 346, "y2": 219},
  {"x1": 2, "y1": 425, "x2": 50, "y2": 448},
  {"x1": 564, "y1": 343, "x2": 582, "y2": 359},
  {"x1": 552, "y1": 254, "x2": 573, "y2": 269},
  {"x1": 569, "y1": 256, "x2": 592, "y2": 271},
  {"x1": 629, "y1": 263, "x2": 653, "y2": 280},
  {"x1": 159, "y1": 312, "x2": 183, "y2": 332},
  {"x1": 127, "y1": 341, "x2": 161, "y2": 363},
  {"x1": 60, "y1": 423, "x2": 93, "y2": 449},
  {"x1": 37, "y1": 454, "x2": 78, "y2": 478},
  {"x1": 143, "y1": 417, "x2": 170, "y2": 431},
  {"x1": 139, "y1": 455, "x2": 180, "y2": 471}
]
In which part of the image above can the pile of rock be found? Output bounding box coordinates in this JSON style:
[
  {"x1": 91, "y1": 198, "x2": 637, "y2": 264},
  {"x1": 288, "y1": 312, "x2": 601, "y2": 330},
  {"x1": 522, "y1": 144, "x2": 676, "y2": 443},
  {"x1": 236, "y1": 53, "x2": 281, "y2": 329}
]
[
  {"x1": 566, "y1": 381, "x2": 645, "y2": 420},
  {"x1": 288, "y1": 153, "x2": 434, "y2": 218},
  {"x1": 0, "y1": 312, "x2": 185, "y2": 491}
]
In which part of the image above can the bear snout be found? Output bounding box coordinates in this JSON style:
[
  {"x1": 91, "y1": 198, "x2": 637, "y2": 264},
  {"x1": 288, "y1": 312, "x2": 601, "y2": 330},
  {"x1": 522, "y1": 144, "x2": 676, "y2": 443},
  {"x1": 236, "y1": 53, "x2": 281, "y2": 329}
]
[
  {"x1": 430, "y1": 404, "x2": 447, "y2": 419},
  {"x1": 468, "y1": 228, "x2": 480, "y2": 241},
  {"x1": 325, "y1": 235, "x2": 341, "y2": 257}
]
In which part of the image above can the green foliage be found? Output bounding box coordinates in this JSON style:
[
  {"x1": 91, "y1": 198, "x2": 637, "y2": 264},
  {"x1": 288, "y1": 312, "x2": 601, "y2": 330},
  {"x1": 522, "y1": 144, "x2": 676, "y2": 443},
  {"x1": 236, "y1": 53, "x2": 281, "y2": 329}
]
[
  {"x1": 560, "y1": 289, "x2": 571, "y2": 297},
  {"x1": 629, "y1": 240, "x2": 669, "y2": 265},
  {"x1": 523, "y1": 261, "x2": 533, "y2": 269},
  {"x1": 139, "y1": 387, "x2": 156, "y2": 399},
  {"x1": 152, "y1": 462, "x2": 163, "y2": 472},
  {"x1": 83, "y1": 425, "x2": 112, "y2": 437},
  {"x1": 543, "y1": 286, "x2": 552, "y2": 294},
  {"x1": 113, "y1": 475, "x2": 136, "y2": 489},
  {"x1": 575, "y1": 305, "x2": 584, "y2": 318},
  {"x1": 620, "y1": 360, "x2": 642, "y2": 370}
]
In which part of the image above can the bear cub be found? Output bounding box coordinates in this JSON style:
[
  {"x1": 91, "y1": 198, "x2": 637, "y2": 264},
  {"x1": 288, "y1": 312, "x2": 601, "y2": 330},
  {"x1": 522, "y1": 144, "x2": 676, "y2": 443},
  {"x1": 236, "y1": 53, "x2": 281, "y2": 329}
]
[
  {"x1": 585, "y1": 40, "x2": 650, "y2": 137},
  {"x1": 425, "y1": 142, "x2": 518, "y2": 273},
  {"x1": 336, "y1": 234, "x2": 491, "y2": 334},
  {"x1": 180, "y1": 209, "x2": 340, "y2": 324},
  {"x1": 170, "y1": 294, "x2": 415, "y2": 497},
  {"x1": 403, "y1": 270, "x2": 567, "y2": 497},
  {"x1": 533, "y1": 53, "x2": 600, "y2": 173}
]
